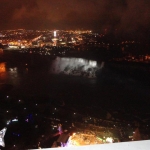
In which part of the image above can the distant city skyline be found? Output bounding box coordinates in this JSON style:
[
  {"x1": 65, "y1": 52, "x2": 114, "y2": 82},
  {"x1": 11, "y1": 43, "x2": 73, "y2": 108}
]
[{"x1": 0, "y1": 0, "x2": 150, "y2": 40}]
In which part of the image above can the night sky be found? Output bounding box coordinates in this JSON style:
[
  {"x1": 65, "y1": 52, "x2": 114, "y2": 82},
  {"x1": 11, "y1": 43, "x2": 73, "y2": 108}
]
[{"x1": 0, "y1": 0, "x2": 150, "y2": 37}]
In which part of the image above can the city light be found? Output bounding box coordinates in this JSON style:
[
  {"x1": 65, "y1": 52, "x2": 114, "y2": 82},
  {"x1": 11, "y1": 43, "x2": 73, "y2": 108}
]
[
  {"x1": 54, "y1": 31, "x2": 57, "y2": 37},
  {"x1": 12, "y1": 119, "x2": 18, "y2": 122},
  {"x1": 106, "y1": 137, "x2": 113, "y2": 143}
]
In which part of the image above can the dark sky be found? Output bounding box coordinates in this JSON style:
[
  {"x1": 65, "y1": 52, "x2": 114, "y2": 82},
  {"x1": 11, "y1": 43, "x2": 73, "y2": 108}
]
[{"x1": 0, "y1": 0, "x2": 150, "y2": 37}]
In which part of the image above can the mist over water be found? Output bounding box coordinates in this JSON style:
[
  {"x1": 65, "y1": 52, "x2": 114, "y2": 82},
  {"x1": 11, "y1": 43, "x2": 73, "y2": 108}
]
[{"x1": 50, "y1": 57, "x2": 104, "y2": 77}]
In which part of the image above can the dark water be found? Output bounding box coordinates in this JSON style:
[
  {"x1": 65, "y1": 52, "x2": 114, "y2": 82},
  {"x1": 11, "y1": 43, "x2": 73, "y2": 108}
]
[{"x1": 0, "y1": 55, "x2": 150, "y2": 114}]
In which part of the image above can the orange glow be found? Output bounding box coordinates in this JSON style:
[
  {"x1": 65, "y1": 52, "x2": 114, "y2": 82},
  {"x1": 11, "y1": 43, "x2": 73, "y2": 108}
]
[
  {"x1": 73, "y1": 133, "x2": 76, "y2": 136},
  {"x1": 0, "y1": 63, "x2": 6, "y2": 73},
  {"x1": 68, "y1": 132, "x2": 103, "y2": 146}
]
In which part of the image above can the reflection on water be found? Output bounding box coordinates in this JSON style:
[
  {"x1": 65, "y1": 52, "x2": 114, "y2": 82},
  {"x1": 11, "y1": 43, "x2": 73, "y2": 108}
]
[
  {"x1": 51, "y1": 57, "x2": 104, "y2": 78},
  {"x1": 9, "y1": 67, "x2": 18, "y2": 77},
  {"x1": 8, "y1": 67, "x2": 19, "y2": 85},
  {"x1": 0, "y1": 62, "x2": 19, "y2": 86}
]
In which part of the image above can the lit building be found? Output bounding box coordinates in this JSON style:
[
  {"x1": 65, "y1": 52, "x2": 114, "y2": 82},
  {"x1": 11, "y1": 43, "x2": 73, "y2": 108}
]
[{"x1": 54, "y1": 31, "x2": 57, "y2": 37}]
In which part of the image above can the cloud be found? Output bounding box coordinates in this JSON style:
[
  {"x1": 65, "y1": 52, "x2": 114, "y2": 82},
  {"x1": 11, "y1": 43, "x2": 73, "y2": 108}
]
[{"x1": 0, "y1": 0, "x2": 150, "y2": 39}]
